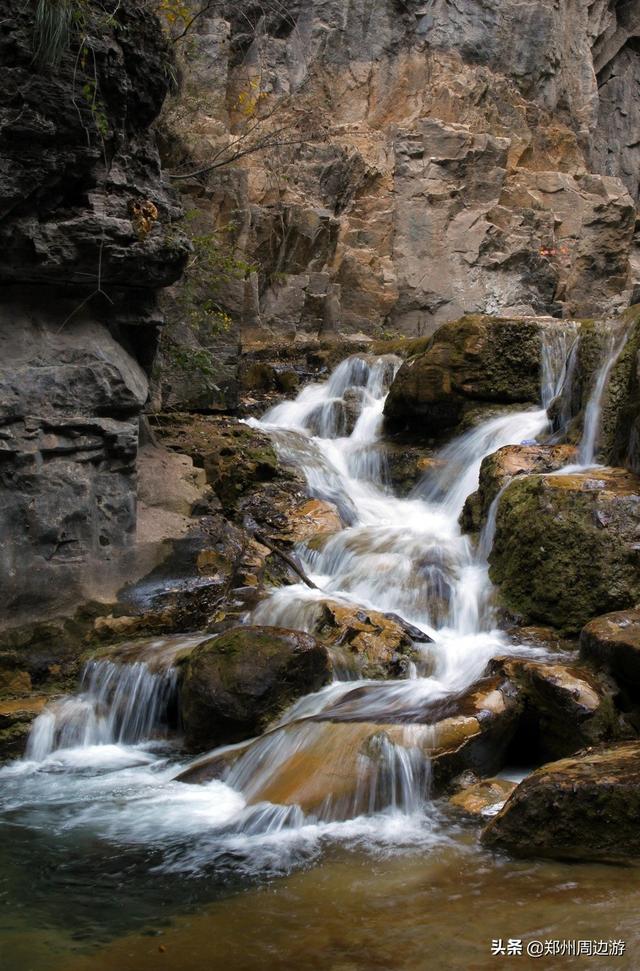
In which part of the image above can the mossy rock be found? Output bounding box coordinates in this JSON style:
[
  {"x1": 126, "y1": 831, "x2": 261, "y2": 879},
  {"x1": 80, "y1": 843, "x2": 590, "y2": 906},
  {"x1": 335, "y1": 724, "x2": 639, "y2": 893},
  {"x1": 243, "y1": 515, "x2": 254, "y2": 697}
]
[
  {"x1": 482, "y1": 742, "x2": 640, "y2": 863},
  {"x1": 179, "y1": 625, "x2": 332, "y2": 749},
  {"x1": 461, "y1": 443, "x2": 578, "y2": 533},
  {"x1": 383, "y1": 314, "x2": 543, "y2": 436},
  {"x1": 489, "y1": 468, "x2": 640, "y2": 633},
  {"x1": 580, "y1": 608, "x2": 640, "y2": 699}
]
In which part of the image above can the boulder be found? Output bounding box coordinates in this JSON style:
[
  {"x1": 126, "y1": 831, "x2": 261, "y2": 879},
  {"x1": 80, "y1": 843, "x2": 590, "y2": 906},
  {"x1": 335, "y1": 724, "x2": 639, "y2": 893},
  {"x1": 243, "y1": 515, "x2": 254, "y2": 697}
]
[
  {"x1": 489, "y1": 468, "x2": 640, "y2": 632},
  {"x1": 264, "y1": 673, "x2": 523, "y2": 813},
  {"x1": 461, "y1": 444, "x2": 578, "y2": 533},
  {"x1": 252, "y1": 595, "x2": 427, "y2": 678},
  {"x1": 272, "y1": 499, "x2": 343, "y2": 546},
  {"x1": 489, "y1": 657, "x2": 626, "y2": 762},
  {"x1": 581, "y1": 609, "x2": 640, "y2": 698},
  {"x1": 179, "y1": 626, "x2": 332, "y2": 748},
  {"x1": 482, "y1": 742, "x2": 640, "y2": 863},
  {"x1": 383, "y1": 315, "x2": 545, "y2": 435},
  {"x1": 117, "y1": 513, "x2": 282, "y2": 630},
  {"x1": 426, "y1": 676, "x2": 524, "y2": 788}
]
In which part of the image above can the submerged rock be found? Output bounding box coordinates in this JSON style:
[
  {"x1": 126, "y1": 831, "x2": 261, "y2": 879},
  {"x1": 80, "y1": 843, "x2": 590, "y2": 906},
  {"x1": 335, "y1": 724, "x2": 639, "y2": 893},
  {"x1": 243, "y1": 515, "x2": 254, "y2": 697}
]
[
  {"x1": 482, "y1": 742, "x2": 640, "y2": 863},
  {"x1": 179, "y1": 626, "x2": 332, "y2": 749},
  {"x1": 449, "y1": 778, "x2": 516, "y2": 818},
  {"x1": 382, "y1": 443, "x2": 441, "y2": 496},
  {"x1": 267, "y1": 499, "x2": 342, "y2": 546},
  {"x1": 581, "y1": 608, "x2": 640, "y2": 698},
  {"x1": 489, "y1": 468, "x2": 640, "y2": 632},
  {"x1": 384, "y1": 315, "x2": 545, "y2": 436},
  {"x1": 178, "y1": 672, "x2": 524, "y2": 808}
]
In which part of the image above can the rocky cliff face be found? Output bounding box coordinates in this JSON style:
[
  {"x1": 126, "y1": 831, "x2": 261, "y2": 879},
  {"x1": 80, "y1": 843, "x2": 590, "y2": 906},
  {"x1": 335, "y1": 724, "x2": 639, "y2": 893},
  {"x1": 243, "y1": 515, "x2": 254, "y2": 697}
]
[
  {"x1": 165, "y1": 0, "x2": 639, "y2": 356},
  {"x1": 0, "y1": 0, "x2": 189, "y2": 624}
]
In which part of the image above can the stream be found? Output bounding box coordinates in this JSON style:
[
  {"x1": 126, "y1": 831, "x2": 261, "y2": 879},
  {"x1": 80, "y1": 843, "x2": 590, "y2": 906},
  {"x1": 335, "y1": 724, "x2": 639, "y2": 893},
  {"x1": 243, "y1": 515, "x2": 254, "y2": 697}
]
[{"x1": 1, "y1": 324, "x2": 637, "y2": 970}]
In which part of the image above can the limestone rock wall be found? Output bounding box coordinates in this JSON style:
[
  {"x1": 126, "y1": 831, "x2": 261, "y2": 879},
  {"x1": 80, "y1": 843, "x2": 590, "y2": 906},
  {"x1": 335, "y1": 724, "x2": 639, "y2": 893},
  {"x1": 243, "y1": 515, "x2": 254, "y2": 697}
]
[
  {"x1": 0, "y1": 0, "x2": 189, "y2": 624},
  {"x1": 168, "y1": 0, "x2": 639, "y2": 341}
]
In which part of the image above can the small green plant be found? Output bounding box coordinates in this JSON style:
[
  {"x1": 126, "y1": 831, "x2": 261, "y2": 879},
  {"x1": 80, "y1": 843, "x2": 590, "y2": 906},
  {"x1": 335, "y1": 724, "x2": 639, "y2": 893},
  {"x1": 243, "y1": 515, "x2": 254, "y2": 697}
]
[
  {"x1": 159, "y1": 210, "x2": 254, "y2": 392},
  {"x1": 80, "y1": 74, "x2": 109, "y2": 137},
  {"x1": 165, "y1": 344, "x2": 220, "y2": 388},
  {"x1": 175, "y1": 221, "x2": 254, "y2": 334}
]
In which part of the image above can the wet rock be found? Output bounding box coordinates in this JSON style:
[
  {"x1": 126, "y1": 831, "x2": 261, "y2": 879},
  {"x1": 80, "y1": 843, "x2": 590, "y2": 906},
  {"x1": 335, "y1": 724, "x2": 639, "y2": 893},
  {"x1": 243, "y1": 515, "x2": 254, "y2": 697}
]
[
  {"x1": 581, "y1": 609, "x2": 640, "y2": 698},
  {"x1": 384, "y1": 315, "x2": 545, "y2": 436},
  {"x1": 342, "y1": 388, "x2": 368, "y2": 436},
  {"x1": 489, "y1": 468, "x2": 640, "y2": 633},
  {"x1": 449, "y1": 778, "x2": 516, "y2": 818},
  {"x1": 508, "y1": 626, "x2": 576, "y2": 655},
  {"x1": 241, "y1": 720, "x2": 426, "y2": 817},
  {"x1": 235, "y1": 338, "x2": 374, "y2": 418},
  {"x1": 179, "y1": 672, "x2": 523, "y2": 802},
  {"x1": 305, "y1": 399, "x2": 349, "y2": 438},
  {"x1": 426, "y1": 676, "x2": 524, "y2": 789},
  {"x1": 154, "y1": 414, "x2": 341, "y2": 548},
  {"x1": 591, "y1": 308, "x2": 640, "y2": 472},
  {"x1": 0, "y1": 696, "x2": 49, "y2": 761},
  {"x1": 179, "y1": 626, "x2": 332, "y2": 749},
  {"x1": 312, "y1": 599, "x2": 422, "y2": 679},
  {"x1": 482, "y1": 742, "x2": 640, "y2": 863},
  {"x1": 173, "y1": 739, "x2": 253, "y2": 785},
  {"x1": 461, "y1": 444, "x2": 578, "y2": 533},
  {"x1": 275, "y1": 500, "x2": 343, "y2": 546},
  {"x1": 489, "y1": 657, "x2": 626, "y2": 762},
  {"x1": 116, "y1": 515, "x2": 281, "y2": 632},
  {"x1": 382, "y1": 443, "x2": 441, "y2": 497},
  {"x1": 317, "y1": 673, "x2": 524, "y2": 784},
  {"x1": 0, "y1": 611, "x2": 103, "y2": 687},
  {"x1": 95, "y1": 633, "x2": 210, "y2": 674}
]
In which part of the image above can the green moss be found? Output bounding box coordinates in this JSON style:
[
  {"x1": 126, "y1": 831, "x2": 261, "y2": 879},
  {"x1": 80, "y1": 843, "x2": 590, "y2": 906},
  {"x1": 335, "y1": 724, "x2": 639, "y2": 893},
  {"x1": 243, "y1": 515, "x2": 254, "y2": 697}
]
[
  {"x1": 371, "y1": 335, "x2": 433, "y2": 358},
  {"x1": 489, "y1": 474, "x2": 640, "y2": 633},
  {"x1": 385, "y1": 314, "x2": 542, "y2": 434}
]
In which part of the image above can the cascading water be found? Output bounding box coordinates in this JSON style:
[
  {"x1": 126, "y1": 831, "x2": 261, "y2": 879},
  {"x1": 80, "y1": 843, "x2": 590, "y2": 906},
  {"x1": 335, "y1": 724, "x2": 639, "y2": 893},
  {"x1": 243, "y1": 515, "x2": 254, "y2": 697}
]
[
  {"x1": 0, "y1": 332, "x2": 581, "y2": 877},
  {"x1": 540, "y1": 321, "x2": 579, "y2": 413},
  {"x1": 26, "y1": 660, "x2": 179, "y2": 762},
  {"x1": 579, "y1": 326, "x2": 628, "y2": 466}
]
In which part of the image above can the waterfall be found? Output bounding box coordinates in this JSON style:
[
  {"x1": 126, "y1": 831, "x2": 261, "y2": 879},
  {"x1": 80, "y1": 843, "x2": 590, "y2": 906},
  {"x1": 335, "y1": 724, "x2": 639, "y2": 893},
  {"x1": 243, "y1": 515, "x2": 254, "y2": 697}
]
[
  {"x1": 6, "y1": 340, "x2": 575, "y2": 871},
  {"x1": 26, "y1": 659, "x2": 178, "y2": 761},
  {"x1": 540, "y1": 321, "x2": 579, "y2": 411},
  {"x1": 579, "y1": 326, "x2": 628, "y2": 466}
]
